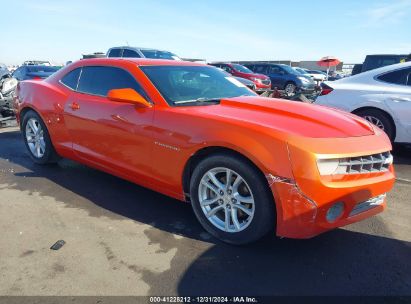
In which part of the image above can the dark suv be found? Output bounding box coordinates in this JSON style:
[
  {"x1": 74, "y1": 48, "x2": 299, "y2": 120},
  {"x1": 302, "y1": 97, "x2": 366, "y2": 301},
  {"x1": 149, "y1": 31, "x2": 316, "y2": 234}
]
[
  {"x1": 209, "y1": 63, "x2": 271, "y2": 92},
  {"x1": 244, "y1": 63, "x2": 315, "y2": 95},
  {"x1": 359, "y1": 54, "x2": 408, "y2": 74}
]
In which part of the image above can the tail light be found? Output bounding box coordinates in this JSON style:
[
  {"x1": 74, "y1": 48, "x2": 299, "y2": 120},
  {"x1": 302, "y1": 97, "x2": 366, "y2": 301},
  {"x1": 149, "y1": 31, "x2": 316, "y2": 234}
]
[
  {"x1": 320, "y1": 83, "x2": 333, "y2": 96},
  {"x1": 32, "y1": 76, "x2": 42, "y2": 80}
]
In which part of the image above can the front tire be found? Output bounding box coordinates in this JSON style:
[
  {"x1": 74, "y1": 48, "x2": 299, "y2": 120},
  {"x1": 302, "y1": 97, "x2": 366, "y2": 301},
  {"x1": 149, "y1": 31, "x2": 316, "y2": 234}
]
[
  {"x1": 190, "y1": 154, "x2": 275, "y2": 245},
  {"x1": 22, "y1": 110, "x2": 60, "y2": 164},
  {"x1": 284, "y1": 82, "x2": 296, "y2": 96}
]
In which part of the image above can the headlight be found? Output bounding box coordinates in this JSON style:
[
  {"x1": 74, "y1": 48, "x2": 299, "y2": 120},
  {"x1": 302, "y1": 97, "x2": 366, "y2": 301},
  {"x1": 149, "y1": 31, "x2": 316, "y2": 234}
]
[
  {"x1": 1, "y1": 78, "x2": 18, "y2": 95},
  {"x1": 317, "y1": 159, "x2": 347, "y2": 175},
  {"x1": 250, "y1": 77, "x2": 262, "y2": 83},
  {"x1": 298, "y1": 76, "x2": 309, "y2": 82}
]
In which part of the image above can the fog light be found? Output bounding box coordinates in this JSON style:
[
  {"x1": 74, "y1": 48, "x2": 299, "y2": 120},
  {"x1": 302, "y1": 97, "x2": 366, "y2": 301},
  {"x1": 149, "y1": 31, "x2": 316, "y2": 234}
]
[{"x1": 326, "y1": 202, "x2": 344, "y2": 223}]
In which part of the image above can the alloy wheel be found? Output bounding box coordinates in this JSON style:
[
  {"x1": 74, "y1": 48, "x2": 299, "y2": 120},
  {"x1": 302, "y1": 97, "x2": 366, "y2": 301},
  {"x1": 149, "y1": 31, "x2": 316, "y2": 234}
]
[
  {"x1": 25, "y1": 118, "x2": 46, "y2": 158},
  {"x1": 198, "y1": 167, "x2": 255, "y2": 233},
  {"x1": 285, "y1": 83, "x2": 296, "y2": 96},
  {"x1": 363, "y1": 115, "x2": 385, "y2": 130}
]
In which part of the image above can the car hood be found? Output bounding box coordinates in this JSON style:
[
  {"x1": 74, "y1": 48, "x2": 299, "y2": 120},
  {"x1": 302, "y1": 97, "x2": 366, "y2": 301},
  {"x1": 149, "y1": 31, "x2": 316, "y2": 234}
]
[
  {"x1": 187, "y1": 96, "x2": 374, "y2": 138},
  {"x1": 250, "y1": 73, "x2": 269, "y2": 80}
]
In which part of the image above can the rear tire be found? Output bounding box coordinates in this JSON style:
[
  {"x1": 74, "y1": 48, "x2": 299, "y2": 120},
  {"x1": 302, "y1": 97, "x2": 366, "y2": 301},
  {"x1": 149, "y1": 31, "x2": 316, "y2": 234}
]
[
  {"x1": 22, "y1": 110, "x2": 60, "y2": 164},
  {"x1": 190, "y1": 153, "x2": 275, "y2": 245},
  {"x1": 355, "y1": 109, "x2": 395, "y2": 141}
]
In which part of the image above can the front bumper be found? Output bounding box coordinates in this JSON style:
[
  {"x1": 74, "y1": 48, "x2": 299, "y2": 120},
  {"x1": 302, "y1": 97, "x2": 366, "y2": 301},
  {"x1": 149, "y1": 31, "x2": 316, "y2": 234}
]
[
  {"x1": 254, "y1": 82, "x2": 271, "y2": 90},
  {"x1": 270, "y1": 129, "x2": 395, "y2": 239},
  {"x1": 271, "y1": 177, "x2": 391, "y2": 239}
]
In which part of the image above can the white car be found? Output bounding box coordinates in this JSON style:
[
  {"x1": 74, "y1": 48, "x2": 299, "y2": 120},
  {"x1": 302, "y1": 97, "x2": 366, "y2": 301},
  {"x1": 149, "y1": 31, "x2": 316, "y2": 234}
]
[
  {"x1": 305, "y1": 69, "x2": 327, "y2": 82},
  {"x1": 316, "y1": 62, "x2": 411, "y2": 143}
]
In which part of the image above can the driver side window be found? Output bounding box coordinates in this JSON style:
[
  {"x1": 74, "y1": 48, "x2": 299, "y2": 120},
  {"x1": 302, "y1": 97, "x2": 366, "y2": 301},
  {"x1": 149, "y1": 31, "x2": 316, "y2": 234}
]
[
  {"x1": 269, "y1": 66, "x2": 282, "y2": 74},
  {"x1": 254, "y1": 65, "x2": 267, "y2": 74}
]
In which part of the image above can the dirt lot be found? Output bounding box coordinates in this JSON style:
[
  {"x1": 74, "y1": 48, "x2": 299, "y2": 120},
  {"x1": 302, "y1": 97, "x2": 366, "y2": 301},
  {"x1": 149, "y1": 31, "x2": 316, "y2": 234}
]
[{"x1": 0, "y1": 126, "x2": 410, "y2": 296}]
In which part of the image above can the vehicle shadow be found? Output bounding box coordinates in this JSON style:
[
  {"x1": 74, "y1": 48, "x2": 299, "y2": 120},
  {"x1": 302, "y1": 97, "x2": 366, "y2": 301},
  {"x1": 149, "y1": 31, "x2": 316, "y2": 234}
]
[
  {"x1": 0, "y1": 130, "x2": 207, "y2": 241},
  {"x1": 174, "y1": 229, "x2": 411, "y2": 296},
  {"x1": 393, "y1": 143, "x2": 411, "y2": 165},
  {"x1": 1, "y1": 130, "x2": 411, "y2": 296}
]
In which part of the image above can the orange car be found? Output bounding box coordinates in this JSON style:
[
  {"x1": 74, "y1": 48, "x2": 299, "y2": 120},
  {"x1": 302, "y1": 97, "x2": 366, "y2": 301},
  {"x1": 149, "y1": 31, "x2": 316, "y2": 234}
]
[{"x1": 14, "y1": 58, "x2": 395, "y2": 244}]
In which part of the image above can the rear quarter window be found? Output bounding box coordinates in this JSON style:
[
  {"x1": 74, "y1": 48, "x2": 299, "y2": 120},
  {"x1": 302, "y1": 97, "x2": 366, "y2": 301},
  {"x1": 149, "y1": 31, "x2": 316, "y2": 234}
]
[
  {"x1": 377, "y1": 68, "x2": 411, "y2": 86},
  {"x1": 60, "y1": 68, "x2": 81, "y2": 90}
]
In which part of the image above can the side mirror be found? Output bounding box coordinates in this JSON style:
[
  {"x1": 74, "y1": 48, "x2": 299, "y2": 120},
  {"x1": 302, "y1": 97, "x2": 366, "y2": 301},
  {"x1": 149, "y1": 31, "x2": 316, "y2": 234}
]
[{"x1": 107, "y1": 88, "x2": 151, "y2": 108}]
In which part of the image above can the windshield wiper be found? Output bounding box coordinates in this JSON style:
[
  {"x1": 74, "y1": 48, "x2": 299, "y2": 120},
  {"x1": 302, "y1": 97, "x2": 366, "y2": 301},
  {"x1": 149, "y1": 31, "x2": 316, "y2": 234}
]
[{"x1": 174, "y1": 98, "x2": 222, "y2": 105}]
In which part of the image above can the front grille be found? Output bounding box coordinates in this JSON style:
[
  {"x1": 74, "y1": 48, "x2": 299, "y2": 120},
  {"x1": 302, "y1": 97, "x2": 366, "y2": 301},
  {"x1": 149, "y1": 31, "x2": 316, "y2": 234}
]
[
  {"x1": 262, "y1": 80, "x2": 271, "y2": 85},
  {"x1": 339, "y1": 152, "x2": 392, "y2": 174},
  {"x1": 349, "y1": 194, "x2": 386, "y2": 217}
]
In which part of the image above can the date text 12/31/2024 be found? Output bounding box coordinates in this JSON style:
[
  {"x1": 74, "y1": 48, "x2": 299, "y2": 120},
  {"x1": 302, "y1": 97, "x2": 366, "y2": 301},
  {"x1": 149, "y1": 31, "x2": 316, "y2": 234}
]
[{"x1": 149, "y1": 296, "x2": 258, "y2": 303}]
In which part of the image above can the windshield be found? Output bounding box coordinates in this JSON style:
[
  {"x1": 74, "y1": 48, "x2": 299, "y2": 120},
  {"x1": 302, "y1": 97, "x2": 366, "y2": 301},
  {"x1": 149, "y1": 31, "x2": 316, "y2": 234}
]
[
  {"x1": 308, "y1": 70, "x2": 326, "y2": 75},
  {"x1": 232, "y1": 64, "x2": 253, "y2": 74},
  {"x1": 141, "y1": 50, "x2": 181, "y2": 60},
  {"x1": 26, "y1": 66, "x2": 60, "y2": 73},
  {"x1": 141, "y1": 65, "x2": 256, "y2": 105},
  {"x1": 295, "y1": 68, "x2": 309, "y2": 75},
  {"x1": 280, "y1": 65, "x2": 300, "y2": 75}
]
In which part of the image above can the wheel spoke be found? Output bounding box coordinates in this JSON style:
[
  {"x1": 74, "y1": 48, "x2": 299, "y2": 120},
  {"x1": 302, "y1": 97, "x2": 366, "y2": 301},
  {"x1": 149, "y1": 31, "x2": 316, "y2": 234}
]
[
  {"x1": 201, "y1": 180, "x2": 219, "y2": 195},
  {"x1": 36, "y1": 143, "x2": 41, "y2": 157},
  {"x1": 233, "y1": 204, "x2": 253, "y2": 216},
  {"x1": 28, "y1": 119, "x2": 38, "y2": 134},
  {"x1": 234, "y1": 192, "x2": 254, "y2": 205},
  {"x1": 232, "y1": 175, "x2": 242, "y2": 192},
  {"x1": 27, "y1": 137, "x2": 35, "y2": 143},
  {"x1": 200, "y1": 197, "x2": 218, "y2": 207},
  {"x1": 206, "y1": 205, "x2": 224, "y2": 218},
  {"x1": 225, "y1": 169, "x2": 233, "y2": 190},
  {"x1": 207, "y1": 172, "x2": 225, "y2": 191},
  {"x1": 231, "y1": 208, "x2": 241, "y2": 231},
  {"x1": 224, "y1": 207, "x2": 231, "y2": 232}
]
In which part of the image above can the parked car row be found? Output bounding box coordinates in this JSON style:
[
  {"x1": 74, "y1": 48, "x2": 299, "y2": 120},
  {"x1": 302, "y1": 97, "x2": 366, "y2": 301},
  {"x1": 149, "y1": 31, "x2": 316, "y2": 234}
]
[
  {"x1": 5, "y1": 47, "x2": 410, "y2": 144},
  {"x1": 208, "y1": 63, "x2": 271, "y2": 93}
]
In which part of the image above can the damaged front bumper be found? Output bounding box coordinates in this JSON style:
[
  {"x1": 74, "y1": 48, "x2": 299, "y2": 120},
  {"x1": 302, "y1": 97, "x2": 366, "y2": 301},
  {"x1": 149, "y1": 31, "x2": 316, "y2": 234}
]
[
  {"x1": 268, "y1": 174, "x2": 389, "y2": 238},
  {"x1": 266, "y1": 130, "x2": 395, "y2": 239}
]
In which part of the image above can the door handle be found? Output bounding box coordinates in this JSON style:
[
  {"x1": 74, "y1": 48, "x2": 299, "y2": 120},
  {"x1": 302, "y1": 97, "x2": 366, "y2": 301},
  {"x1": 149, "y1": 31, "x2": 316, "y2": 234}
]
[
  {"x1": 69, "y1": 102, "x2": 80, "y2": 110},
  {"x1": 391, "y1": 97, "x2": 411, "y2": 102}
]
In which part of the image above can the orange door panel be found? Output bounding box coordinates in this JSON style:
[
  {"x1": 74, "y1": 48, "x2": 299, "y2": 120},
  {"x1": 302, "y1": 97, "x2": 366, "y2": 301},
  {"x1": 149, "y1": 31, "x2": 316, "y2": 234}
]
[{"x1": 63, "y1": 91, "x2": 155, "y2": 179}]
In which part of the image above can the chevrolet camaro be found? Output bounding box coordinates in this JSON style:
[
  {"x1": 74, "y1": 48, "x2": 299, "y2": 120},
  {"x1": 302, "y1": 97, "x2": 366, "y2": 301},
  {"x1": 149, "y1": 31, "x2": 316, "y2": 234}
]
[{"x1": 14, "y1": 58, "x2": 395, "y2": 244}]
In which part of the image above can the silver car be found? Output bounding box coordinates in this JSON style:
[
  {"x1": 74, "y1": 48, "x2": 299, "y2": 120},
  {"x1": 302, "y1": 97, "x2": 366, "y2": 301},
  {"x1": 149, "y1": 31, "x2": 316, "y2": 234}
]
[{"x1": 107, "y1": 46, "x2": 181, "y2": 60}]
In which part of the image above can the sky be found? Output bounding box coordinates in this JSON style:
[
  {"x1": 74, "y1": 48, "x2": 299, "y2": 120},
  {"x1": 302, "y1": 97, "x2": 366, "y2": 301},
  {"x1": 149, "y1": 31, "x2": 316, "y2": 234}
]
[{"x1": 1, "y1": 0, "x2": 410, "y2": 65}]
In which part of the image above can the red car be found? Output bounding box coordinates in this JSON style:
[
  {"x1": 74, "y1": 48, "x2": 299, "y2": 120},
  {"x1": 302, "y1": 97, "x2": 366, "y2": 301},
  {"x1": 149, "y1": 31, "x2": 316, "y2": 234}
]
[{"x1": 209, "y1": 63, "x2": 271, "y2": 92}]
